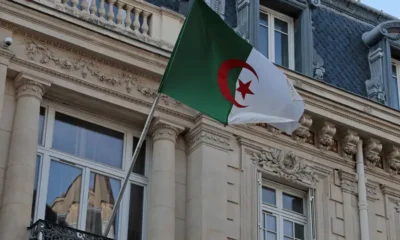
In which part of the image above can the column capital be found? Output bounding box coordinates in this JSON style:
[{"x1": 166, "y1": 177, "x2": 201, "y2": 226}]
[
  {"x1": 185, "y1": 123, "x2": 232, "y2": 153},
  {"x1": 14, "y1": 72, "x2": 51, "y2": 101},
  {"x1": 150, "y1": 118, "x2": 184, "y2": 143}
]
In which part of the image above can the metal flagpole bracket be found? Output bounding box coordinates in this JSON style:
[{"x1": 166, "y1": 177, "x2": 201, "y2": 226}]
[{"x1": 103, "y1": 93, "x2": 161, "y2": 237}]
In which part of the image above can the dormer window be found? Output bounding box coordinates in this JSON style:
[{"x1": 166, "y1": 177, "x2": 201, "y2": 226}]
[{"x1": 259, "y1": 7, "x2": 294, "y2": 69}]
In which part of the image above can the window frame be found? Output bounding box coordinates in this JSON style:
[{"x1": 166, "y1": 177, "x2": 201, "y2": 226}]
[
  {"x1": 33, "y1": 101, "x2": 150, "y2": 240},
  {"x1": 259, "y1": 6, "x2": 295, "y2": 70},
  {"x1": 392, "y1": 59, "x2": 400, "y2": 107},
  {"x1": 259, "y1": 179, "x2": 308, "y2": 240}
]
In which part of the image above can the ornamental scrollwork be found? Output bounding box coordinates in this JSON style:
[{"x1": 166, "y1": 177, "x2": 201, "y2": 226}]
[
  {"x1": 24, "y1": 40, "x2": 180, "y2": 106},
  {"x1": 387, "y1": 146, "x2": 400, "y2": 176},
  {"x1": 364, "y1": 138, "x2": 382, "y2": 167},
  {"x1": 251, "y1": 148, "x2": 318, "y2": 186},
  {"x1": 318, "y1": 122, "x2": 336, "y2": 150},
  {"x1": 293, "y1": 114, "x2": 312, "y2": 144}
]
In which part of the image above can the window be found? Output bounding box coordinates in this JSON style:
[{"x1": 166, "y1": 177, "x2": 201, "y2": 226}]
[
  {"x1": 259, "y1": 7, "x2": 294, "y2": 69},
  {"x1": 32, "y1": 104, "x2": 148, "y2": 240},
  {"x1": 259, "y1": 180, "x2": 311, "y2": 240},
  {"x1": 392, "y1": 60, "x2": 400, "y2": 106}
]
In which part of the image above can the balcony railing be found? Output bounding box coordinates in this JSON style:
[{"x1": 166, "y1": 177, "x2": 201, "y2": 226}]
[
  {"x1": 30, "y1": 0, "x2": 184, "y2": 50},
  {"x1": 28, "y1": 220, "x2": 113, "y2": 240}
]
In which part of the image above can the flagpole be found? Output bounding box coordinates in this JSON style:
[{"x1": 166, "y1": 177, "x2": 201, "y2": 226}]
[{"x1": 103, "y1": 93, "x2": 161, "y2": 237}]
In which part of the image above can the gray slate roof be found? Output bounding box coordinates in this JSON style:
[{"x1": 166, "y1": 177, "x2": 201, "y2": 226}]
[{"x1": 312, "y1": 7, "x2": 373, "y2": 97}]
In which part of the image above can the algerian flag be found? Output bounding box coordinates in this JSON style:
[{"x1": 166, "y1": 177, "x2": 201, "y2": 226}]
[{"x1": 158, "y1": 0, "x2": 304, "y2": 134}]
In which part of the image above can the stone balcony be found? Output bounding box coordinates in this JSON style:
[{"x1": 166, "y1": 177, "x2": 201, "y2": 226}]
[{"x1": 7, "y1": 0, "x2": 184, "y2": 52}]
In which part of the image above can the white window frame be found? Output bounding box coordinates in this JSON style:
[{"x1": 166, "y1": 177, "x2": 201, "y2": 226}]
[
  {"x1": 258, "y1": 178, "x2": 309, "y2": 240},
  {"x1": 392, "y1": 59, "x2": 400, "y2": 106},
  {"x1": 259, "y1": 6, "x2": 295, "y2": 70},
  {"x1": 33, "y1": 101, "x2": 150, "y2": 240}
]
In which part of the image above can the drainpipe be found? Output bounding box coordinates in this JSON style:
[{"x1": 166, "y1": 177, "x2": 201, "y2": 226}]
[{"x1": 356, "y1": 140, "x2": 370, "y2": 240}]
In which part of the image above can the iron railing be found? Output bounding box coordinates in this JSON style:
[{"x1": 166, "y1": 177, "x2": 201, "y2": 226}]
[{"x1": 28, "y1": 220, "x2": 113, "y2": 240}]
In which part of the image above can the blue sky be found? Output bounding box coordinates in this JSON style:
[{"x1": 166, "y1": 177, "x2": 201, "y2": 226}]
[{"x1": 362, "y1": 0, "x2": 400, "y2": 18}]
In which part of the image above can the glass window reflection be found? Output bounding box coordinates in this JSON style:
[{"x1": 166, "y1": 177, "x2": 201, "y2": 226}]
[
  {"x1": 128, "y1": 184, "x2": 144, "y2": 240},
  {"x1": 45, "y1": 161, "x2": 82, "y2": 229},
  {"x1": 52, "y1": 112, "x2": 124, "y2": 168},
  {"x1": 274, "y1": 31, "x2": 289, "y2": 67},
  {"x1": 38, "y1": 107, "x2": 46, "y2": 145},
  {"x1": 132, "y1": 137, "x2": 146, "y2": 175},
  {"x1": 86, "y1": 172, "x2": 120, "y2": 239},
  {"x1": 262, "y1": 187, "x2": 276, "y2": 205},
  {"x1": 283, "y1": 193, "x2": 303, "y2": 214}
]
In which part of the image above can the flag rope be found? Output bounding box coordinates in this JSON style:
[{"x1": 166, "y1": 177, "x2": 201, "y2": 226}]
[{"x1": 103, "y1": 93, "x2": 161, "y2": 237}]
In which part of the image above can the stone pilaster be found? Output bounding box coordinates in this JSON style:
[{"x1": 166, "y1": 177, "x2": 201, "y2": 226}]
[
  {"x1": 0, "y1": 72, "x2": 50, "y2": 240},
  {"x1": 147, "y1": 118, "x2": 183, "y2": 240},
  {"x1": 0, "y1": 48, "x2": 15, "y2": 122},
  {"x1": 185, "y1": 121, "x2": 231, "y2": 240}
]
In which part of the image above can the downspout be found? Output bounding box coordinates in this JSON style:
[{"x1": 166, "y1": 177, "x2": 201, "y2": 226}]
[{"x1": 356, "y1": 140, "x2": 370, "y2": 240}]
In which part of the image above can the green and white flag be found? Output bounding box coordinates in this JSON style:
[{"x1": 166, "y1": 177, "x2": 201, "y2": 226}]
[{"x1": 158, "y1": 0, "x2": 304, "y2": 134}]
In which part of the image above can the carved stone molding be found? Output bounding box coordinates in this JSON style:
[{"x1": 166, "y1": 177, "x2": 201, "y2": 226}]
[
  {"x1": 386, "y1": 146, "x2": 400, "y2": 176},
  {"x1": 293, "y1": 114, "x2": 313, "y2": 144},
  {"x1": 337, "y1": 169, "x2": 357, "y2": 194},
  {"x1": 363, "y1": 20, "x2": 400, "y2": 47},
  {"x1": 366, "y1": 182, "x2": 379, "y2": 201},
  {"x1": 24, "y1": 40, "x2": 180, "y2": 106},
  {"x1": 251, "y1": 147, "x2": 318, "y2": 186},
  {"x1": 185, "y1": 124, "x2": 232, "y2": 153},
  {"x1": 14, "y1": 72, "x2": 51, "y2": 100},
  {"x1": 150, "y1": 118, "x2": 184, "y2": 143},
  {"x1": 318, "y1": 122, "x2": 336, "y2": 150},
  {"x1": 0, "y1": 47, "x2": 15, "y2": 65},
  {"x1": 308, "y1": 0, "x2": 321, "y2": 7},
  {"x1": 381, "y1": 184, "x2": 400, "y2": 199},
  {"x1": 364, "y1": 138, "x2": 383, "y2": 167},
  {"x1": 341, "y1": 130, "x2": 360, "y2": 160}
]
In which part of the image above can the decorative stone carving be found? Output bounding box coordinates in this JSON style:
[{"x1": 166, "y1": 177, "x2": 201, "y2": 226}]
[
  {"x1": 337, "y1": 169, "x2": 357, "y2": 194},
  {"x1": 366, "y1": 183, "x2": 379, "y2": 201},
  {"x1": 396, "y1": 202, "x2": 400, "y2": 213},
  {"x1": 365, "y1": 48, "x2": 386, "y2": 104},
  {"x1": 186, "y1": 124, "x2": 231, "y2": 152},
  {"x1": 293, "y1": 114, "x2": 313, "y2": 144},
  {"x1": 24, "y1": 40, "x2": 180, "y2": 106},
  {"x1": 308, "y1": 0, "x2": 321, "y2": 7},
  {"x1": 363, "y1": 20, "x2": 400, "y2": 47},
  {"x1": 341, "y1": 131, "x2": 360, "y2": 160},
  {"x1": 318, "y1": 122, "x2": 336, "y2": 150},
  {"x1": 364, "y1": 138, "x2": 383, "y2": 167},
  {"x1": 387, "y1": 146, "x2": 400, "y2": 175},
  {"x1": 251, "y1": 147, "x2": 318, "y2": 186},
  {"x1": 313, "y1": 49, "x2": 325, "y2": 80},
  {"x1": 151, "y1": 120, "x2": 183, "y2": 143},
  {"x1": 14, "y1": 73, "x2": 50, "y2": 101}
]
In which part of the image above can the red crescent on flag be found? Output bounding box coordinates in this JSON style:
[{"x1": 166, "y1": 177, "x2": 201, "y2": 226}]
[{"x1": 217, "y1": 59, "x2": 259, "y2": 108}]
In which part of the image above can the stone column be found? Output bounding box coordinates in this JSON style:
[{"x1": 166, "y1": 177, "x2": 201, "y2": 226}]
[
  {"x1": 185, "y1": 120, "x2": 231, "y2": 240},
  {"x1": 147, "y1": 119, "x2": 183, "y2": 240},
  {"x1": 0, "y1": 73, "x2": 49, "y2": 240}
]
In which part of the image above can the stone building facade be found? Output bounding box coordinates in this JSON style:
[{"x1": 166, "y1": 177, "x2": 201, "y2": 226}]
[{"x1": 0, "y1": 0, "x2": 400, "y2": 240}]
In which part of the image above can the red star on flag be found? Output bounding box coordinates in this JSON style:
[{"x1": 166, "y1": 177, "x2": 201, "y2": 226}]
[{"x1": 236, "y1": 80, "x2": 254, "y2": 100}]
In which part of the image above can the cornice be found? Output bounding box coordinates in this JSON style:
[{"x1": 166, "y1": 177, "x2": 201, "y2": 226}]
[
  {"x1": 185, "y1": 123, "x2": 232, "y2": 153},
  {"x1": 321, "y1": 0, "x2": 395, "y2": 26},
  {"x1": 0, "y1": 47, "x2": 15, "y2": 65}
]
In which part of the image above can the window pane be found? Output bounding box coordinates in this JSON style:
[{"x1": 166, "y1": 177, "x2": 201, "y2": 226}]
[
  {"x1": 53, "y1": 112, "x2": 124, "y2": 168},
  {"x1": 284, "y1": 220, "x2": 293, "y2": 237},
  {"x1": 132, "y1": 137, "x2": 146, "y2": 175},
  {"x1": 264, "y1": 214, "x2": 276, "y2": 231},
  {"x1": 38, "y1": 107, "x2": 45, "y2": 145},
  {"x1": 283, "y1": 193, "x2": 303, "y2": 214},
  {"x1": 86, "y1": 173, "x2": 121, "y2": 239},
  {"x1": 45, "y1": 161, "x2": 82, "y2": 229},
  {"x1": 260, "y1": 13, "x2": 268, "y2": 25},
  {"x1": 392, "y1": 64, "x2": 397, "y2": 76},
  {"x1": 128, "y1": 184, "x2": 144, "y2": 240},
  {"x1": 274, "y1": 31, "x2": 289, "y2": 67},
  {"x1": 266, "y1": 232, "x2": 277, "y2": 240},
  {"x1": 274, "y1": 18, "x2": 288, "y2": 33},
  {"x1": 31, "y1": 155, "x2": 41, "y2": 224},
  {"x1": 259, "y1": 25, "x2": 269, "y2": 57},
  {"x1": 295, "y1": 223, "x2": 305, "y2": 240},
  {"x1": 262, "y1": 187, "x2": 276, "y2": 205}
]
